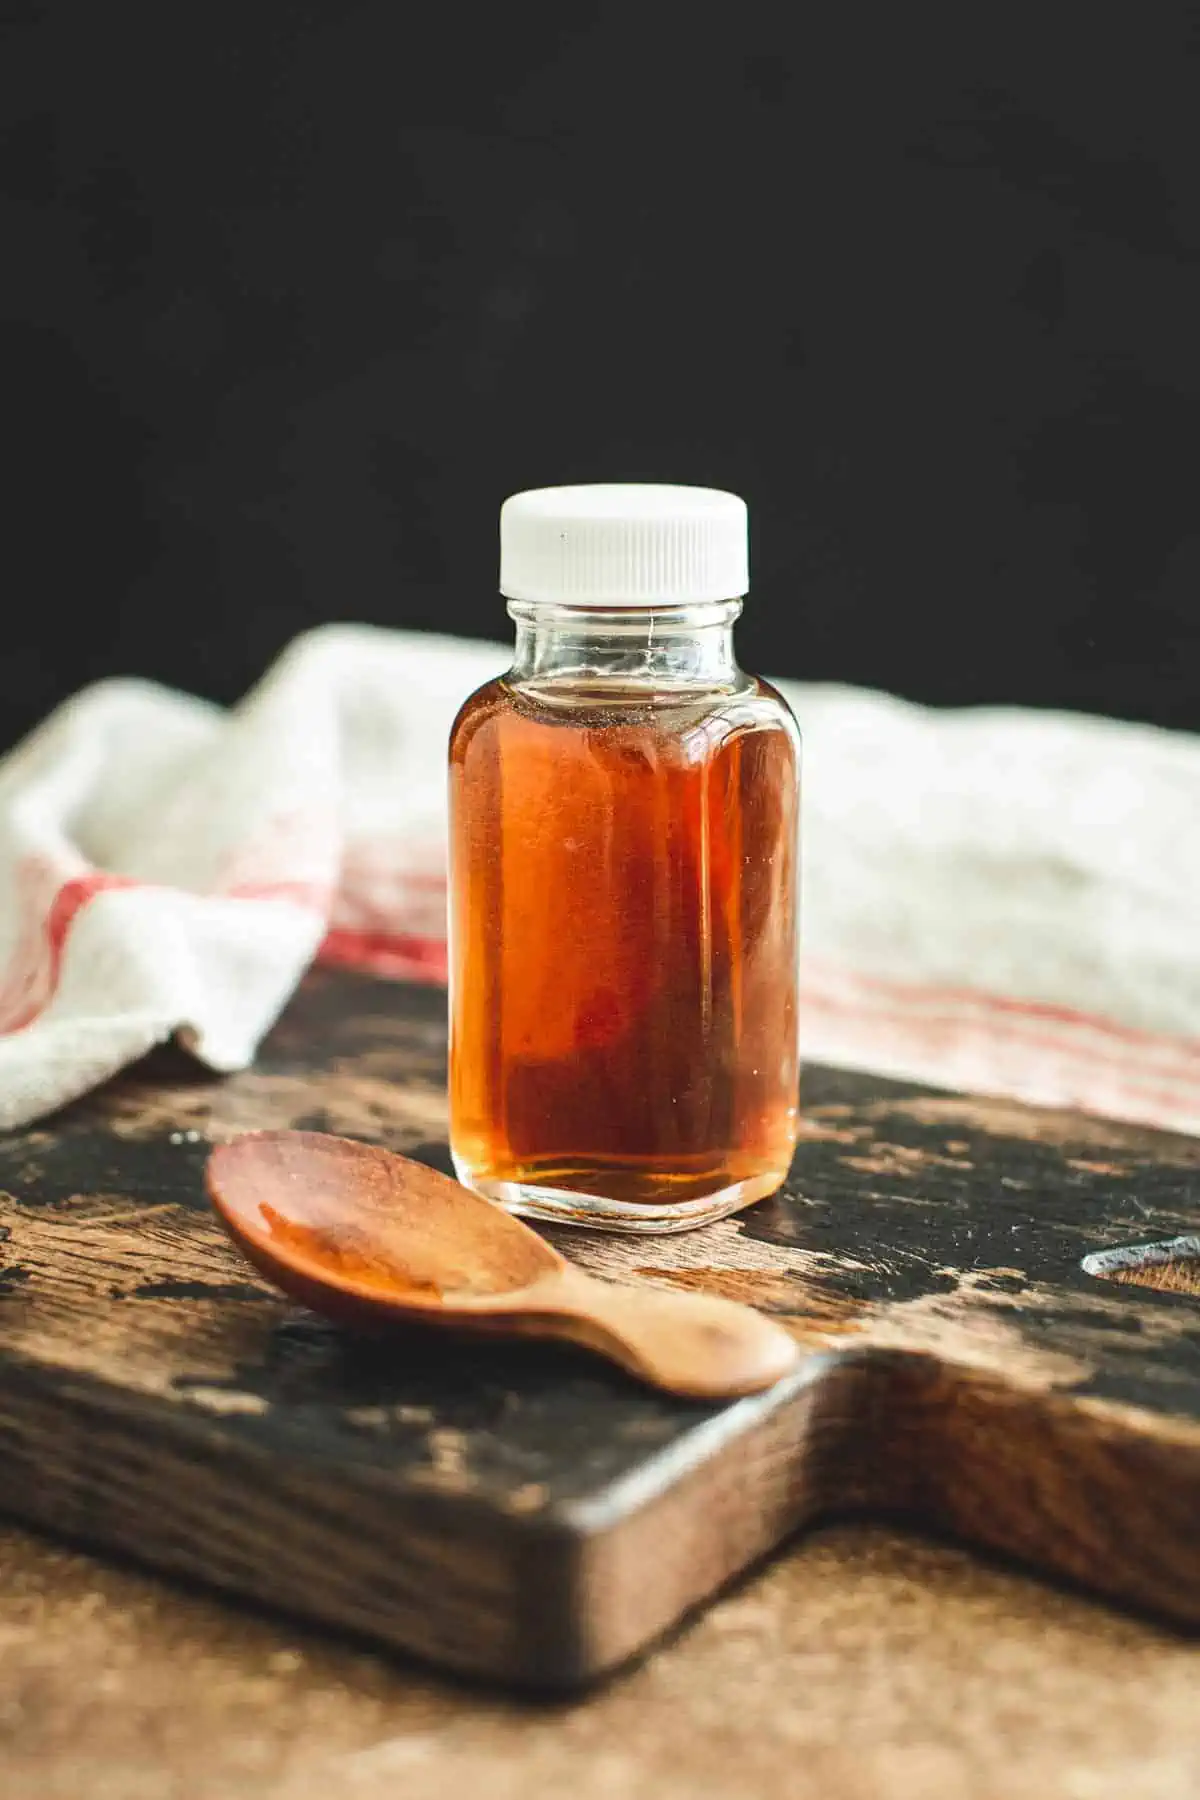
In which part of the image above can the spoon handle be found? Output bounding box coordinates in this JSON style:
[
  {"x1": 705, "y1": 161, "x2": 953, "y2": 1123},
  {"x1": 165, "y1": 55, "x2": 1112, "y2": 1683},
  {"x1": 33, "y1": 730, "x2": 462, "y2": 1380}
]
[{"x1": 524, "y1": 1268, "x2": 800, "y2": 1399}]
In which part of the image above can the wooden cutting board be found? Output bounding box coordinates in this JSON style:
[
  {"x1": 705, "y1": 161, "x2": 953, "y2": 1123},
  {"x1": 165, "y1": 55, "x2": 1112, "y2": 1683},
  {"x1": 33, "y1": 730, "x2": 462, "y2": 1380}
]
[{"x1": 0, "y1": 968, "x2": 1197, "y2": 1687}]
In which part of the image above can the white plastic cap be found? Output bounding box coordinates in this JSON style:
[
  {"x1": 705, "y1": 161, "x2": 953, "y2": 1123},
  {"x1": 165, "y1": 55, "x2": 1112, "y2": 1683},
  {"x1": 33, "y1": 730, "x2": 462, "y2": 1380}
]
[{"x1": 499, "y1": 484, "x2": 748, "y2": 607}]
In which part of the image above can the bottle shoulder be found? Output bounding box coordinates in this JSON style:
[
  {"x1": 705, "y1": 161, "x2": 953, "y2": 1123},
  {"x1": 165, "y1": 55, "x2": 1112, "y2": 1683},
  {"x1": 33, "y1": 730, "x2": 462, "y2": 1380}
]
[
  {"x1": 752, "y1": 677, "x2": 802, "y2": 749},
  {"x1": 448, "y1": 675, "x2": 508, "y2": 755},
  {"x1": 450, "y1": 671, "x2": 799, "y2": 769}
]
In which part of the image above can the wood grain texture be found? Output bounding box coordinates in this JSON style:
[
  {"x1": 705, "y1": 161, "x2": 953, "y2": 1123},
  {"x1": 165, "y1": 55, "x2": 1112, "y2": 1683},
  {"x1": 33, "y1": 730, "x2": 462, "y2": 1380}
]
[{"x1": 0, "y1": 968, "x2": 1198, "y2": 1687}]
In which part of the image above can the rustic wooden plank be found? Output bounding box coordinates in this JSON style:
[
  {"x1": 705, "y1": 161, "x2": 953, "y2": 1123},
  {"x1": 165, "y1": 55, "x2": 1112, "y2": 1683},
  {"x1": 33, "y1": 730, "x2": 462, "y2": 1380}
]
[{"x1": 0, "y1": 968, "x2": 1197, "y2": 1685}]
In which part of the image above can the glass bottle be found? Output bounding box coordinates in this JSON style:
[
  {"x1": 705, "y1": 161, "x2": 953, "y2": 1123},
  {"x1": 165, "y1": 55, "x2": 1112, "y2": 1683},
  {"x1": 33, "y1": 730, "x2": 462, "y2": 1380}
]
[{"x1": 448, "y1": 485, "x2": 800, "y2": 1233}]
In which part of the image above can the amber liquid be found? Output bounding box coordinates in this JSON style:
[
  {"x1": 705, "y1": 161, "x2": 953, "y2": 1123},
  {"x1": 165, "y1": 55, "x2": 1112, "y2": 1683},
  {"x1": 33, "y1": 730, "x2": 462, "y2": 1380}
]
[{"x1": 448, "y1": 676, "x2": 800, "y2": 1227}]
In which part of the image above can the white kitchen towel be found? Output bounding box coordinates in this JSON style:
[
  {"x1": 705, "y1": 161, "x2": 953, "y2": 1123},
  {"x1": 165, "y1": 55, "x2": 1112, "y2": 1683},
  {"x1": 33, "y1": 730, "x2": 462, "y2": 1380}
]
[{"x1": 0, "y1": 623, "x2": 1197, "y2": 1134}]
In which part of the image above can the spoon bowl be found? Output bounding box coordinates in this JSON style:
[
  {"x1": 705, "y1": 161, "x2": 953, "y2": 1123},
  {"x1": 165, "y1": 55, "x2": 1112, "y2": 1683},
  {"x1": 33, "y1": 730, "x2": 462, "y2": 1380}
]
[{"x1": 206, "y1": 1130, "x2": 800, "y2": 1399}]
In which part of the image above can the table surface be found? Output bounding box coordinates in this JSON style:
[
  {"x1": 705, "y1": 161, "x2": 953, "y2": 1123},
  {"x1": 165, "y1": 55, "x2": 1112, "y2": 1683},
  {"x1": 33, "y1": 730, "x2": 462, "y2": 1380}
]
[{"x1": 3, "y1": 1515, "x2": 1197, "y2": 1800}]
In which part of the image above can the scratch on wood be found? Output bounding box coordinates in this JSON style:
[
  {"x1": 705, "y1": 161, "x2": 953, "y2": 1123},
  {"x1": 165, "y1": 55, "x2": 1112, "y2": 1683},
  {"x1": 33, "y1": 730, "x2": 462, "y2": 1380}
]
[
  {"x1": 180, "y1": 1385, "x2": 270, "y2": 1417},
  {"x1": 414, "y1": 1427, "x2": 473, "y2": 1490},
  {"x1": 840, "y1": 1143, "x2": 974, "y2": 1177},
  {"x1": 95, "y1": 1071, "x2": 448, "y2": 1148},
  {"x1": 506, "y1": 1482, "x2": 549, "y2": 1513},
  {"x1": 62, "y1": 1201, "x2": 182, "y2": 1229},
  {"x1": 346, "y1": 1403, "x2": 437, "y2": 1428},
  {"x1": 795, "y1": 1117, "x2": 867, "y2": 1146},
  {"x1": 874, "y1": 1095, "x2": 1200, "y2": 1163},
  {"x1": 861, "y1": 1280, "x2": 1091, "y2": 1388},
  {"x1": 633, "y1": 1265, "x2": 866, "y2": 1340},
  {"x1": 555, "y1": 1217, "x2": 872, "y2": 1288},
  {"x1": 131, "y1": 1279, "x2": 267, "y2": 1302}
]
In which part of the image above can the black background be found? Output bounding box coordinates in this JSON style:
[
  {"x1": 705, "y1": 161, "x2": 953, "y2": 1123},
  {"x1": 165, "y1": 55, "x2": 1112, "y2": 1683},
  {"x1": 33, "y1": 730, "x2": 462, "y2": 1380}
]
[{"x1": 3, "y1": 4, "x2": 1198, "y2": 747}]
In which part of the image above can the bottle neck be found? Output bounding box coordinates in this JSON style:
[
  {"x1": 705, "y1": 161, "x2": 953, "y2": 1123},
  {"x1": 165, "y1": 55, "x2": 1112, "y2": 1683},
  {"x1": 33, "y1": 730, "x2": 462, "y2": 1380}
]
[{"x1": 507, "y1": 599, "x2": 743, "y2": 691}]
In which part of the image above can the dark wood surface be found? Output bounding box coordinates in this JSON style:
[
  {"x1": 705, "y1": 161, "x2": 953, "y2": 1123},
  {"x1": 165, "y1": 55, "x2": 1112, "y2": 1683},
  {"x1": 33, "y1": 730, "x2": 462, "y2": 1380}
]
[{"x1": 0, "y1": 968, "x2": 1198, "y2": 1687}]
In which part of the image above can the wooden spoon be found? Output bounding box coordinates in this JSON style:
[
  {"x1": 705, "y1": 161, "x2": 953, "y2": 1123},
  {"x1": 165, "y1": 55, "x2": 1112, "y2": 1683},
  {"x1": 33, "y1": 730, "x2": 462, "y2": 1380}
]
[{"x1": 205, "y1": 1130, "x2": 799, "y2": 1399}]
